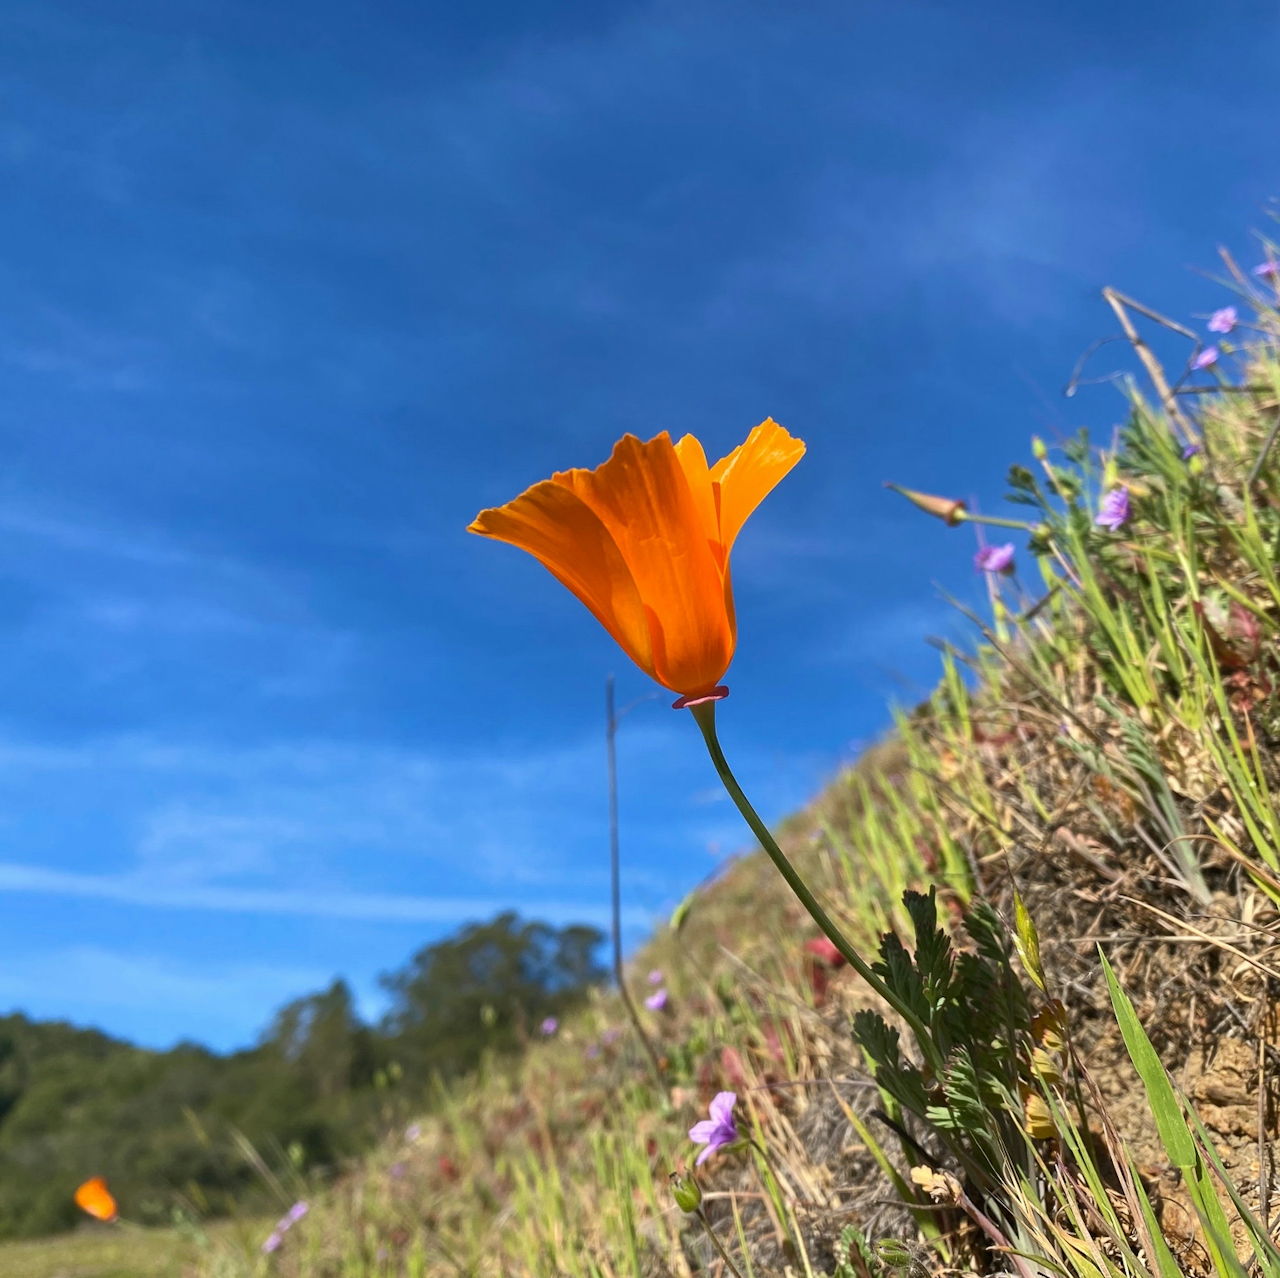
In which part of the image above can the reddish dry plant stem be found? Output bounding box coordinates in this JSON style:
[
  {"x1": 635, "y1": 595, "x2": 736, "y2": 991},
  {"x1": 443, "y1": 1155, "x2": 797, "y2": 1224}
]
[{"x1": 606, "y1": 676, "x2": 668, "y2": 1095}]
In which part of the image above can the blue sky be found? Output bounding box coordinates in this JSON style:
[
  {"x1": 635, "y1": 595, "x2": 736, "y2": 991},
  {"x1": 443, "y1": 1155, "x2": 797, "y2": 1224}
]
[{"x1": 0, "y1": 0, "x2": 1278, "y2": 1049}]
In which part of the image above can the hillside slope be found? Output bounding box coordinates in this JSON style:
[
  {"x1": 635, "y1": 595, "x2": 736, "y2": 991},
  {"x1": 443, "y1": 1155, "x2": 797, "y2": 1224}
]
[{"x1": 72, "y1": 260, "x2": 1280, "y2": 1277}]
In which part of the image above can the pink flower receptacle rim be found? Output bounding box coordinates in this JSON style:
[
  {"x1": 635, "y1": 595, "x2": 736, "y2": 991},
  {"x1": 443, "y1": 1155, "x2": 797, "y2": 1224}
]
[{"x1": 671, "y1": 686, "x2": 730, "y2": 710}]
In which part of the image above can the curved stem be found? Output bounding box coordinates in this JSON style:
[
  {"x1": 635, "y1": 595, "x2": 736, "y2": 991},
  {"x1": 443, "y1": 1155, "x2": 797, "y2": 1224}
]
[
  {"x1": 695, "y1": 1207, "x2": 746, "y2": 1278},
  {"x1": 956, "y1": 511, "x2": 1040, "y2": 532},
  {"x1": 688, "y1": 702, "x2": 938, "y2": 1067}
]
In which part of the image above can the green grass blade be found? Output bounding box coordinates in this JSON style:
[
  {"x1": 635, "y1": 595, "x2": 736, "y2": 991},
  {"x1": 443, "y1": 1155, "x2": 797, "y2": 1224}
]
[{"x1": 1098, "y1": 949, "x2": 1194, "y2": 1166}]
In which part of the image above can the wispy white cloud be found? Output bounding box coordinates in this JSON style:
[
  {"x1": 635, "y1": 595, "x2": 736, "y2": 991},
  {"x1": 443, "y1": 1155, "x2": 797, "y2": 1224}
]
[
  {"x1": 0, "y1": 502, "x2": 202, "y2": 568},
  {"x1": 0, "y1": 721, "x2": 747, "y2": 913},
  {"x1": 701, "y1": 71, "x2": 1161, "y2": 334},
  {"x1": 0, "y1": 860, "x2": 650, "y2": 928}
]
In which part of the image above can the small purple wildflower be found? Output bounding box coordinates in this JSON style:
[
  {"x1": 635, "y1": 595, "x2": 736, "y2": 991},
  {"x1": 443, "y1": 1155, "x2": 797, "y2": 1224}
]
[
  {"x1": 689, "y1": 1091, "x2": 739, "y2": 1166},
  {"x1": 405, "y1": 1123, "x2": 421, "y2": 1142},
  {"x1": 647, "y1": 969, "x2": 663, "y2": 985},
  {"x1": 540, "y1": 1016, "x2": 559, "y2": 1036},
  {"x1": 1183, "y1": 443, "x2": 1203, "y2": 460},
  {"x1": 389, "y1": 1162, "x2": 406, "y2": 1180},
  {"x1": 1207, "y1": 306, "x2": 1238, "y2": 334},
  {"x1": 1192, "y1": 345, "x2": 1219, "y2": 370},
  {"x1": 973, "y1": 543, "x2": 1015, "y2": 575},
  {"x1": 262, "y1": 1231, "x2": 283, "y2": 1254},
  {"x1": 1095, "y1": 487, "x2": 1130, "y2": 532},
  {"x1": 287, "y1": 1201, "x2": 308, "y2": 1225},
  {"x1": 644, "y1": 988, "x2": 668, "y2": 1011},
  {"x1": 1254, "y1": 261, "x2": 1279, "y2": 279}
]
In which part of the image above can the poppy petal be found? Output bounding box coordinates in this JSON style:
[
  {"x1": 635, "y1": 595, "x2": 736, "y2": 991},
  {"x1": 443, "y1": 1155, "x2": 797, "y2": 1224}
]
[
  {"x1": 554, "y1": 434, "x2": 733, "y2": 695},
  {"x1": 709, "y1": 418, "x2": 805, "y2": 553},
  {"x1": 673, "y1": 434, "x2": 722, "y2": 567},
  {"x1": 675, "y1": 433, "x2": 736, "y2": 647},
  {"x1": 469, "y1": 482, "x2": 656, "y2": 681},
  {"x1": 75, "y1": 1176, "x2": 118, "y2": 1222}
]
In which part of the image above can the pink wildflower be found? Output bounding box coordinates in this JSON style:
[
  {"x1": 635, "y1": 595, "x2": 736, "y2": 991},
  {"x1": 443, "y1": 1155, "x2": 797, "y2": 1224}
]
[
  {"x1": 974, "y1": 543, "x2": 1015, "y2": 575},
  {"x1": 1096, "y1": 487, "x2": 1130, "y2": 532},
  {"x1": 689, "y1": 1091, "x2": 739, "y2": 1166},
  {"x1": 1207, "y1": 306, "x2": 1237, "y2": 334}
]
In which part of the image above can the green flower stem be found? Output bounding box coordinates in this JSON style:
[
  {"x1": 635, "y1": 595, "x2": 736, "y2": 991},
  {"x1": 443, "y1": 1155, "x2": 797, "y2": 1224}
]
[
  {"x1": 955, "y1": 511, "x2": 1040, "y2": 532},
  {"x1": 696, "y1": 1207, "x2": 747, "y2": 1278},
  {"x1": 688, "y1": 702, "x2": 938, "y2": 1068}
]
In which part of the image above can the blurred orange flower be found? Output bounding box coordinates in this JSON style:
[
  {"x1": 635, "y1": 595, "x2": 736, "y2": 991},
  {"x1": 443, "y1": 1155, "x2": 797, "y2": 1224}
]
[
  {"x1": 74, "y1": 1175, "x2": 118, "y2": 1222},
  {"x1": 469, "y1": 419, "x2": 804, "y2": 698}
]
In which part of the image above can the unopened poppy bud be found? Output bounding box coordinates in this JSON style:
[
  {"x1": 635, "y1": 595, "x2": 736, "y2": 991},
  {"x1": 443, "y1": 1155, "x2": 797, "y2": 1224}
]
[
  {"x1": 883, "y1": 484, "x2": 967, "y2": 526},
  {"x1": 670, "y1": 1172, "x2": 702, "y2": 1213},
  {"x1": 1031, "y1": 436, "x2": 1048, "y2": 461},
  {"x1": 877, "y1": 1240, "x2": 913, "y2": 1269}
]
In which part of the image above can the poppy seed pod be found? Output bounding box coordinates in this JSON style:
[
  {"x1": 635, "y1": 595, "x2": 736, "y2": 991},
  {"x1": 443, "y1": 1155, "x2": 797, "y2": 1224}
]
[
  {"x1": 670, "y1": 1172, "x2": 702, "y2": 1213},
  {"x1": 883, "y1": 483, "x2": 967, "y2": 526}
]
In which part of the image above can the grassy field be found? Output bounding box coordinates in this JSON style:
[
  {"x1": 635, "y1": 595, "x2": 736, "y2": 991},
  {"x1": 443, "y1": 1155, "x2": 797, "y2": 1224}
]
[
  {"x1": 1, "y1": 1218, "x2": 275, "y2": 1278},
  {"x1": 3, "y1": 1224, "x2": 197, "y2": 1278}
]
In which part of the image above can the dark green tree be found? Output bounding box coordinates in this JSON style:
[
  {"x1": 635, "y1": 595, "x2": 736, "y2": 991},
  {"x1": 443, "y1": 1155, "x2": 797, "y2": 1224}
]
[
  {"x1": 380, "y1": 912, "x2": 605, "y2": 1081},
  {"x1": 0, "y1": 913, "x2": 604, "y2": 1239}
]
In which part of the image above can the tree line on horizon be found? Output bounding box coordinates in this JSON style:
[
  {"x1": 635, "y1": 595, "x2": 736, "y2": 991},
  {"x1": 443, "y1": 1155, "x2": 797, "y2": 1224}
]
[{"x1": 0, "y1": 911, "x2": 605, "y2": 1239}]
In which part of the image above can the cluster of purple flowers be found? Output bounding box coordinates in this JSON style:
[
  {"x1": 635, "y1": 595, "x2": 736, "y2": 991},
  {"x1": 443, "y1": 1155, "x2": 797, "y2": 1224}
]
[
  {"x1": 540, "y1": 1016, "x2": 559, "y2": 1036},
  {"x1": 261, "y1": 1201, "x2": 308, "y2": 1255}
]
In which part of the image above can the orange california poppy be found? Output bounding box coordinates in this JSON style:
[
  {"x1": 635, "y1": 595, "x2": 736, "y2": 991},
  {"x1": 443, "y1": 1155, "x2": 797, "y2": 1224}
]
[
  {"x1": 468, "y1": 418, "x2": 805, "y2": 699},
  {"x1": 74, "y1": 1175, "x2": 118, "y2": 1222}
]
